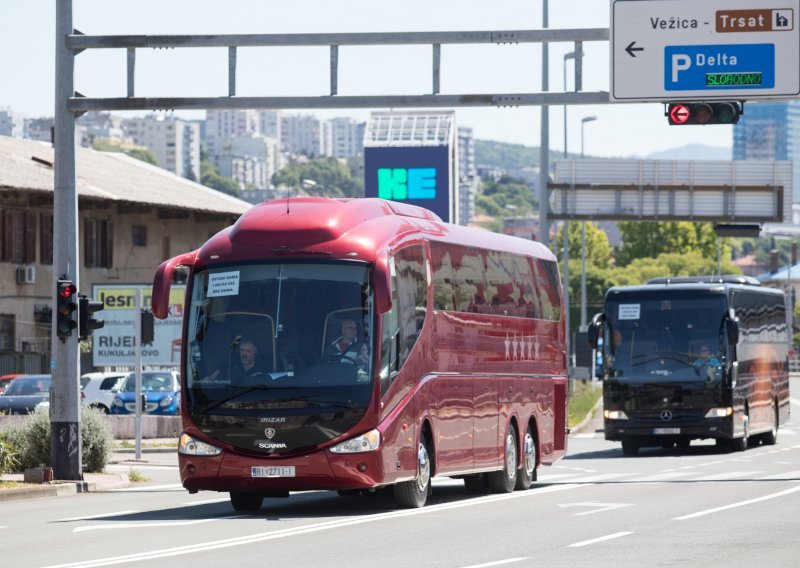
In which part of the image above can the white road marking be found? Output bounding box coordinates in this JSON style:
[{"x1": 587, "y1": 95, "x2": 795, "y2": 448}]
[
  {"x1": 573, "y1": 433, "x2": 597, "y2": 439},
  {"x1": 755, "y1": 470, "x2": 800, "y2": 480},
  {"x1": 74, "y1": 516, "x2": 245, "y2": 533},
  {"x1": 637, "y1": 471, "x2": 695, "y2": 482},
  {"x1": 58, "y1": 511, "x2": 140, "y2": 522},
  {"x1": 536, "y1": 473, "x2": 582, "y2": 481},
  {"x1": 182, "y1": 497, "x2": 230, "y2": 506},
  {"x1": 106, "y1": 464, "x2": 177, "y2": 471},
  {"x1": 460, "y1": 558, "x2": 529, "y2": 568},
  {"x1": 110, "y1": 483, "x2": 184, "y2": 492},
  {"x1": 789, "y1": 397, "x2": 800, "y2": 407},
  {"x1": 558, "y1": 502, "x2": 632, "y2": 516},
  {"x1": 673, "y1": 485, "x2": 800, "y2": 520},
  {"x1": 693, "y1": 471, "x2": 763, "y2": 482},
  {"x1": 567, "y1": 531, "x2": 633, "y2": 548},
  {"x1": 41, "y1": 482, "x2": 602, "y2": 568}
]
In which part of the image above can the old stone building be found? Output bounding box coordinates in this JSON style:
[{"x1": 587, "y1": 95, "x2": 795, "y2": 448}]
[{"x1": 0, "y1": 136, "x2": 251, "y2": 371}]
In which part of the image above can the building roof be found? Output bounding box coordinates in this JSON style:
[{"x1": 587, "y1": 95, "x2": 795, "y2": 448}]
[
  {"x1": 757, "y1": 262, "x2": 800, "y2": 282},
  {"x1": 0, "y1": 136, "x2": 251, "y2": 216},
  {"x1": 364, "y1": 111, "x2": 454, "y2": 147}
]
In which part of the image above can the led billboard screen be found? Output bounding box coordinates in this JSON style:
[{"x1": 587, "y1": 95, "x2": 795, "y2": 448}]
[{"x1": 364, "y1": 145, "x2": 452, "y2": 222}]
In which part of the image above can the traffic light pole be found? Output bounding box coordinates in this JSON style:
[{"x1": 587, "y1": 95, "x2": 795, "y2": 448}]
[{"x1": 51, "y1": 0, "x2": 83, "y2": 481}]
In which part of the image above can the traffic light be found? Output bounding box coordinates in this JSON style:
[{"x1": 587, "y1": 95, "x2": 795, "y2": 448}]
[
  {"x1": 78, "y1": 294, "x2": 104, "y2": 339},
  {"x1": 667, "y1": 101, "x2": 742, "y2": 125},
  {"x1": 56, "y1": 280, "x2": 78, "y2": 339},
  {"x1": 140, "y1": 309, "x2": 155, "y2": 345}
]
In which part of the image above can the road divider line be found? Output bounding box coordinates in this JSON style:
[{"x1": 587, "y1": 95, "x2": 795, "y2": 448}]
[
  {"x1": 693, "y1": 471, "x2": 763, "y2": 482},
  {"x1": 460, "y1": 558, "x2": 529, "y2": 568},
  {"x1": 568, "y1": 532, "x2": 632, "y2": 548},
  {"x1": 58, "y1": 511, "x2": 139, "y2": 522},
  {"x1": 789, "y1": 397, "x2": 800, "y2": 408},
  {"x1": 673, "y1": 485, "x2": 800, "y2": 520}
]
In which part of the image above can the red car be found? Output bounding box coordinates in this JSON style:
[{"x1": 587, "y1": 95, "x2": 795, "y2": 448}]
[{"x1": 0, "y1": 374, "x2": 23, "y2": 395}]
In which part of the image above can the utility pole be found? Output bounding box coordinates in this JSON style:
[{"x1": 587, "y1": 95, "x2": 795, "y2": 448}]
[
  {"x1": 538, "y1": 0, "x2": 550, "y2": 249},
  {"x1": 51, "y1": 0, "x2": 82, "y2": 480}
]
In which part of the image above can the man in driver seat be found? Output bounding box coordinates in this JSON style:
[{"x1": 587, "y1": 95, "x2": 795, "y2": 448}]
[{"x1": 326, "y1": 319, "x2": 367, "y2": 368}]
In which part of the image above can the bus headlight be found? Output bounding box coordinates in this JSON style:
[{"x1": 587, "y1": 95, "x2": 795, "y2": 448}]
[
  {"x1": 329, "y1": 429, "x2": 381, "y2": 453},
  {"x1": 705, "y1": 407, "x2": 733, "y2": 418},
  {"x1": 179, "y1": 433, "x2": 222, "y2": 456},
  {"x1": 604, "y1": 410, "x2": 629, "y2": 420}
]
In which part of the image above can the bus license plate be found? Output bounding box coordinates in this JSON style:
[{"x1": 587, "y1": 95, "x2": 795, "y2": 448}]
[
  {"x1": 653, "y1": 428, "x2": 680, "y2": 435},
  {"x1": 251, "y1": 466, "x2": 295, "y2": 478}
]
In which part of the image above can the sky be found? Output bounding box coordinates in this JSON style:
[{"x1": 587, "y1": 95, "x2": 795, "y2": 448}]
[{"x1": 0, "y1": 0, "x2": 736, "y2": 158}]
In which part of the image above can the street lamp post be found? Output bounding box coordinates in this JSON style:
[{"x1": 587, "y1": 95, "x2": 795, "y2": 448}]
[
  {"x1": 561, "y1": 51, "x2": 578, "y2": 370},
  {"x1": 579, "y1": 116, "x2": 597, "y2": 330},
  {"x1": 563, "y1": 51, "x2": 577, "y2": 159}
]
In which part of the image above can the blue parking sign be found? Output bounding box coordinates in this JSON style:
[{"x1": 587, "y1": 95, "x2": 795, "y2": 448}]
[{"x1": 664, "y1": 44, "x2": 775, "y2": 91}]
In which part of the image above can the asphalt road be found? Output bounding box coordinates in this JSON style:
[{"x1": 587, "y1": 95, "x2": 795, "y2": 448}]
[{"x1": 2, "y1": 377, "x2": 799, "y2": 568}]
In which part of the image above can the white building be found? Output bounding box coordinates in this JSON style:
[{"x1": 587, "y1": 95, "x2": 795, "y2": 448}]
[
  {"x1": 25, "y1": 117, "x2": 54, "y2": 143},
  {"x1": 0, "y1": 107, "x2": 26, "y2": 138},
  {"x1": 205, "y1": 109, "x2": 259, "y2": 167},
  {"x1": 330, "y1": 117, "x2": 366, "y2": 159},
  {"x1": 280, "y1": 113, "x2": 330, "y2": 158},
  {"x1": 123, "y1": 115, "x2": 201, "y2": 180},
  {"x1": 457, "y1": 126, "x2": 478, "y2": 225},
  {"x1": 218, "y1": 134, "x2": 280, "y2": 189}
]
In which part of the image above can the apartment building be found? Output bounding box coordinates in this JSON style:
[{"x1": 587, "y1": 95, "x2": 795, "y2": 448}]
[{"x1": 122, "y1": 115, "x2": 201, "y2": 180}]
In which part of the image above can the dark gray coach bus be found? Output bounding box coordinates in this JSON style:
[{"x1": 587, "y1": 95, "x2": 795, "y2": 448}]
[{"x1": 588, "y1": 276, "x2": 790, "y2": 456}]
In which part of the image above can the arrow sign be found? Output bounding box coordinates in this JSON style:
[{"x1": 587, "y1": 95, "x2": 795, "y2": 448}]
[
  {"x1": 558, "y1": 502, "x2": 632, "y2": 516},
  {"x1": 669, "y1": 104, "x2": 691, "y2": 124},
  {"x1": 625, "y1": 41, "x2": 644, "y2": 57}
]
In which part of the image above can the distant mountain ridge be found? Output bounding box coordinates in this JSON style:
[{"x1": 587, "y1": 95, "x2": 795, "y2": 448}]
[{"x1": 474, "y1": 139, "x2": 732, "y2": 174}]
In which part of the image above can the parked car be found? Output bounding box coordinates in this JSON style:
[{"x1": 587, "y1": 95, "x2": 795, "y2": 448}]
[
  {"x1": 80, "y1": 372, "x2": 126, "y2": 414},
  {"x1": 0, "y1": 375, "x2": 52, "y2": 415},
  {"x1": 0, "y1": 374, "x2": 23, "y2": 395},
  {"x1": 110, "y1": 371, "x2": 181, "y2": 416}
]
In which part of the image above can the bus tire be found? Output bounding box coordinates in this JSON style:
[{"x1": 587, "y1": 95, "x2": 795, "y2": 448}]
[
  {"x1": 730, "y1": 411, "x2": 749, "y2": 452},
  {"x1": 393, "y1": 438, "x2": 432, "y2": 508},
  {"x1": 515, "y1": 424, "x2": 537, "y2": 490},
  {"x1": 487, "y1": 424, "x2": 518, "y2": 493},
  {"x1": 621, "y1": 439, "x2": 639, "y2": 456},
  {"x1": 230, "y1": 492, "x2": 264, "y2": 512},
  {"x1": 761, "y1": 401, "x2": 778, "y2": 446}
]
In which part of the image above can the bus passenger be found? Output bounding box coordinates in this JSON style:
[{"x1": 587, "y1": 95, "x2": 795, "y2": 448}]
[
  {"x1": 326, "y1": 319, "x2": 365, "y2": 366},
  {"x1": 693, "y1": 345, "x2": 720, "y2": 379}
]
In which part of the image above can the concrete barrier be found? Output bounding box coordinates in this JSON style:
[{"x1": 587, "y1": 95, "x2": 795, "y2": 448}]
[{"x1": 0, "y1": 415, "x2": 182, "y2": 439}]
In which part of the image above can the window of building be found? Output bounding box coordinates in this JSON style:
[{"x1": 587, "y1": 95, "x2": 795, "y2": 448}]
[
  {"x1": 40, "y1": 212, "x2": 53, "y2": 265},
  {"x1": 0, "y1": 315, "x2": 14, "y2": 351},
  {"x1": 0, "y1": 209, "x2": 36, "y2": 264},
  {"x1": 84, "y1": 218, "x2": 113, "y2": 268},
  {"x1": 132, "y1": 225, "x2": 147, "y2": 247}
]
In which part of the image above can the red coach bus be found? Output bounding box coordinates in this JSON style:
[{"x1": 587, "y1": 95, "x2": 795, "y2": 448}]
[{"x1": 152, "y1": 197, "x2": 568, "y2": 511}]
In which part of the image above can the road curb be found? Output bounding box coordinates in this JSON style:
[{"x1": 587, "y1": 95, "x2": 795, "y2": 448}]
[
  {"x1": 570, "y1": 396, "x2": 603, "y2": 435},
  {"x1": 0, "y1": 473, "x2": 130, "y2": 502}
]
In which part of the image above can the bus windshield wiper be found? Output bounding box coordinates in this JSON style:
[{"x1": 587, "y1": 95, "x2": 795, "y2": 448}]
[{"x1": 201, "y1": 384, "x2": 294, "y2": 412}]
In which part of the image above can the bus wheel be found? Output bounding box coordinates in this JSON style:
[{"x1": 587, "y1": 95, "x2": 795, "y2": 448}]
[
  {"x1": 515, "y1": 425, "x2": 537, "y2": 490},
  {"x1": 761, "y1": 402, "x2": 778, "y2": 446},
  {"x1": 621, "y1": 440, "x2": 639, "y2": 456},
  {"x1": 230, "y1": 492, "x2": 264, "y2": 512},
  {"x1": 730, "y1": 412, "x2": 749, "y2": 452},
  {"x1": 393, "y1": 439, "x2": 432, "y2": 508},
  {"x1": 487, "y1": 425, "x2": 518, "y2": 493}
]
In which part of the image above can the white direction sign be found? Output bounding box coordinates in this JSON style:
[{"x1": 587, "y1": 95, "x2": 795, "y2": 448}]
[
  {"x1": 611, "y1": 0, "x2": 800, "y2": 101},
  {"x1": 91, "y1": 284, "x2": 185, "y2": 367}
]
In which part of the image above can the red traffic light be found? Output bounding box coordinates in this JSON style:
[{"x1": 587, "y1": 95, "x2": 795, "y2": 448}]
[
  {"x1": 669, "y1": 104, "x2": 691, "y2": 125},
  {"x1": 667, "y1": 101, "x2": 741, "y2": 125},
  {"x1": 58, "y1": 282, "x2": 77, "y2": 298}
]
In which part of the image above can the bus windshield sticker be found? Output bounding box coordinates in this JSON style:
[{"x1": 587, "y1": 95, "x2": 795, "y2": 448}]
[
  {"x1": 618, "y1": 304, "x2": 640, "y2": 320},
  {"x1": 207, "y1": 271, "x2": 240, "y2": 297}
]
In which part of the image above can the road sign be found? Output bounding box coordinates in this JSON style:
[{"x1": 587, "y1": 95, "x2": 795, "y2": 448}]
[{"x1": 611, "y1": 0, "x2": 800, "y2": 101}]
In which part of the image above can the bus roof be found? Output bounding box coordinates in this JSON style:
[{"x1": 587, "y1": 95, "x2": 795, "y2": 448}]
[
  {"x1": 606, "y1": 276, "x2": 784, "y2": 299},
  {"x1": 197, "y1": 197, "x2": 556, "y2": 265}
]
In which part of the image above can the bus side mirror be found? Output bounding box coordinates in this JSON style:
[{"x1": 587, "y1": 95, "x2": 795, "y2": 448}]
[
  {"x1": 587, "y1": 312, "x2": 605, "y2": 349},
  {"x1": 726, "y1": 317, "x2": 740, "y2": 345}
]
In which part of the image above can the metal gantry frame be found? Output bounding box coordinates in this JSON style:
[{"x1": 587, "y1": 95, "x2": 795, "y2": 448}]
[{"x1": 53, "y1": 0, "x2": 611, "y2": 479}]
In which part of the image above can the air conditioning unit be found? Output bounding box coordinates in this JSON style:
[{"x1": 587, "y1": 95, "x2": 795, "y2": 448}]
[{"x1": 16, "y1": 265, "x2": 35, "y2": 285}]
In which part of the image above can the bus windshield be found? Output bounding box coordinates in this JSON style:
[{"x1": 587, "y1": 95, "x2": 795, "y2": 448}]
[
  {"x1": 185, "y1": 262, "x2": 374, "y2": 414},
  {"x1": 603, "y1": 295, "x2": 727, "y2": 384}
]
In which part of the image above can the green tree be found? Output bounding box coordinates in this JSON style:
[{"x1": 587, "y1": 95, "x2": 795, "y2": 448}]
[
  {"x1": 200, "y1": 159, "x2": 240, "y2": 196},
  {"x1": 272, "y1": 157, "x2": 363, "y2": 198},
  {"x1": 616, "y1": 221, "x2": 726, "y2": 266},
  {"x1": 553, "y1": 222, "x2": 613, "y2": 269}
]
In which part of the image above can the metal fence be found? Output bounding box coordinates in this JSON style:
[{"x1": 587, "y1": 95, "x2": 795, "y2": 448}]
[{"x1": 0, "y1": 351, "x2": 48, "y2": 375}]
